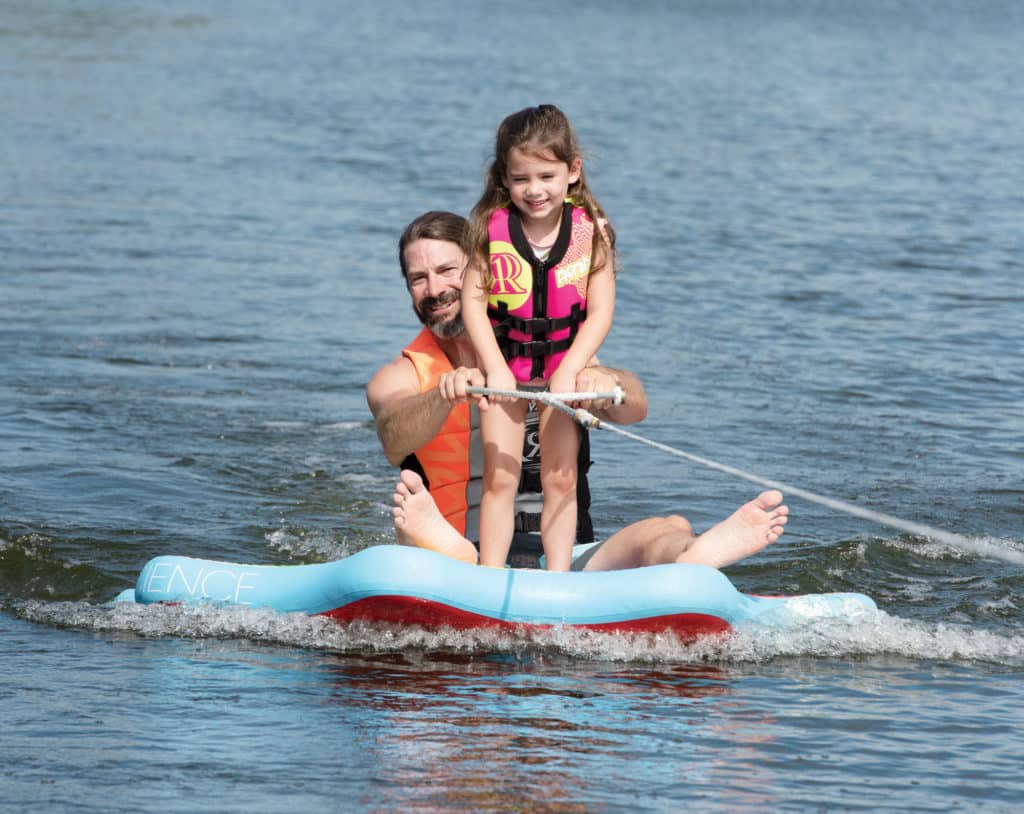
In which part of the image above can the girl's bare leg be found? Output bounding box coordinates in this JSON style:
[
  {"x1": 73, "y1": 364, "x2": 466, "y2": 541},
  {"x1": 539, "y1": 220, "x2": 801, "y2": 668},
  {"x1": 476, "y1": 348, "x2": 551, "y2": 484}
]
[
  {"x1": 478, "y1": 400, "x2": 527, "y2": 568},
  {"x1": 538, "y1": 406, "x2": 580, "y2": 572}
]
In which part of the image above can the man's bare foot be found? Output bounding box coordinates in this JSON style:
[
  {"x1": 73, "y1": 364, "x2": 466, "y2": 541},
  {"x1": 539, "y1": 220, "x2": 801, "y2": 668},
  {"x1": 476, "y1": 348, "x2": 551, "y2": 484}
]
[
  {"x1": 393, "y1": 470, "x2": 478, "y2": 564},
  {"x1": 676, "y1": 491, "x2": 788, "y2": 569}
]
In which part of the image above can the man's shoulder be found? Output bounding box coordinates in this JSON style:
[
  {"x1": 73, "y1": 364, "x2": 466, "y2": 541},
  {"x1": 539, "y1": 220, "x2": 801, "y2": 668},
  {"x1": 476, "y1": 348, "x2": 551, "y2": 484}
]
[{"x1": 366, "y1": 338, "x2": 422, "y2": 410}]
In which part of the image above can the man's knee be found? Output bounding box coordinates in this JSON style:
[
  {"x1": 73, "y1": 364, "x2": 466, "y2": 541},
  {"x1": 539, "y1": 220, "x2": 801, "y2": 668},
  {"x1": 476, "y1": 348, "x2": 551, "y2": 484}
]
[{"x1": 660, "y1": 514, "x2": 693, "y2": 537}]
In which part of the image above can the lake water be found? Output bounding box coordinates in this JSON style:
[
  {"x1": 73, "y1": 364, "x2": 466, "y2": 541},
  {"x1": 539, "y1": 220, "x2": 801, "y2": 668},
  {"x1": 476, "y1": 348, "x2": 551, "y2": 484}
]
[{"x1": 2, "y1": 1, "x2": 1023, "y2": 811}]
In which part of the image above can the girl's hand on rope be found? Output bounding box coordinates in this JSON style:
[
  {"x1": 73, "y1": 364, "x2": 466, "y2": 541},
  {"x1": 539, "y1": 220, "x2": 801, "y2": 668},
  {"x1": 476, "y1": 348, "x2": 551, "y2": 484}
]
[
  {"x1": 484, "y1": 366, "x2": 517, "y2": 404},
  {"x1": 548, "y1": 366, "x2": 580, "y2": 405}
]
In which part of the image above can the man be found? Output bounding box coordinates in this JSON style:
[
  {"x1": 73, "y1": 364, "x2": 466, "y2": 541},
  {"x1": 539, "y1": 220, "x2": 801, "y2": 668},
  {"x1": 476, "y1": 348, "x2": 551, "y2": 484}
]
[{"x1": 366, "y1": 211, "x2": 787, "y2": 570}]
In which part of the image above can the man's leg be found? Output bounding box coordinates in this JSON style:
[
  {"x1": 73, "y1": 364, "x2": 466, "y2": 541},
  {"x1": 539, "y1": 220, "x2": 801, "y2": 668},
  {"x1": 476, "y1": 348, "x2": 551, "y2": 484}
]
[
  {"x1": 393, "y1": 472, "x2": 789, "y2": 572},
  {"x1": 575, "y1": 515, "x2": 696, "y2": 571},
  {"x1": 675, "y1": 491, "x2": 788, "y2": 569},
  {"x1": 579, "y1": 491, "x2": 788, "y2": 572},
  {"x1": 392, "y1": 470, "x2": 478, "y2": 564}
]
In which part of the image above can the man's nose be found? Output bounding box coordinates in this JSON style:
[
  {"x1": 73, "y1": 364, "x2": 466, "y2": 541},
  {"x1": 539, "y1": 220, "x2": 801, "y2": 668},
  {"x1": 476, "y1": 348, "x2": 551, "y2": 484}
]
[{"x1": 426, "y1": 273, "x2": 446, "y2": 298}]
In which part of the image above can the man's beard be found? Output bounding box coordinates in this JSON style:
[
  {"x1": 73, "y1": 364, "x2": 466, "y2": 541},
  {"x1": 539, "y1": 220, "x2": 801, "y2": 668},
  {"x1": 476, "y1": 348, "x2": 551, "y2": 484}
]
[{"x1": 416, "y1": 291, "x2": 465, "y2": 340}]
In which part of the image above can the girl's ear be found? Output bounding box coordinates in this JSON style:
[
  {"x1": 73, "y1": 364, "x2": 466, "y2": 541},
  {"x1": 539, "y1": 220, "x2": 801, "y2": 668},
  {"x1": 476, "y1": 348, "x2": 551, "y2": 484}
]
[{"x1": 568, "y1": 157, "x2": 582, "y2": 185}]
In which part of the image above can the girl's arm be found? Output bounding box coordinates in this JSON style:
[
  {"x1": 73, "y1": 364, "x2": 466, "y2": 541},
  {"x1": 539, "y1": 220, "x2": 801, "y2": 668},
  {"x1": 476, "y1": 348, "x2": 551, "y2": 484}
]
[
  {"x1": 460, "y1": 263, "x2": 516, "y2": 394},
  {"x1": 549, "y1": 262, "x2": 615, "y2": 394}
]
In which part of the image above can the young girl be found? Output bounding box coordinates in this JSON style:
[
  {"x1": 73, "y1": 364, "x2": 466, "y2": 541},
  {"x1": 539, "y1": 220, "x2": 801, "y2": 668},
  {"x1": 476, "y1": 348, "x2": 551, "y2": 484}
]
[{"x1": 461, "y1": 104, "x2": 617, "y2": 571}]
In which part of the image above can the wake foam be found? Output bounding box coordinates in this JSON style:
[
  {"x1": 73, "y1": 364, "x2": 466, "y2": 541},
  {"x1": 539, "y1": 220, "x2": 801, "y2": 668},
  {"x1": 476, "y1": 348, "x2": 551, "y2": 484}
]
[{"x1": 12, "y1": 597, "x2": 1024, "y2": 667}]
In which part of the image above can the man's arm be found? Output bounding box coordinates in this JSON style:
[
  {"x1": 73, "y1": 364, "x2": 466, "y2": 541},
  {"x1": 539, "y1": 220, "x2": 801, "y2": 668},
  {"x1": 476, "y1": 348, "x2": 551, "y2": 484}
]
[
  {"x1": 574, "y1": 365, "x2": 648, "y2": 425},
  {"x1": 366, "y1": 357, "x2": 486, "y2": 466},
  {"x1": 366, "y1": 356, "x2": 451, "y2": 466}
]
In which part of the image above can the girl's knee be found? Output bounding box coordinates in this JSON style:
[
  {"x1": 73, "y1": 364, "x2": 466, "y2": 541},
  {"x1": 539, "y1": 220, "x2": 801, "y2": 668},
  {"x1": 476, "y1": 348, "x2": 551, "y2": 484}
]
[
  {"x1": 541, "y1": 466, "x2": 577, "y2": 498},
  {"x1": 485, "y1": 468, "x2": 520, "y2": 496}
]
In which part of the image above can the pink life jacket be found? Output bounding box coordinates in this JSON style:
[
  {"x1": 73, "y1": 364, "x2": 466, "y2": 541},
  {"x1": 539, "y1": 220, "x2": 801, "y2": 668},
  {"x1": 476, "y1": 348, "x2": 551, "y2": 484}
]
[{"x1": 487, "y1": 203, "x2": 594, "y2": 382}]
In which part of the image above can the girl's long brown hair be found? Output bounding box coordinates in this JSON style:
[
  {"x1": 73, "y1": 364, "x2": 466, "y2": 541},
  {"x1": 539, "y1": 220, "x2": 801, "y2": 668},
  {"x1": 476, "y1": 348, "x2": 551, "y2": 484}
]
[{"x1": 470, "y1": 105, "x2": 617, "y2": 290}]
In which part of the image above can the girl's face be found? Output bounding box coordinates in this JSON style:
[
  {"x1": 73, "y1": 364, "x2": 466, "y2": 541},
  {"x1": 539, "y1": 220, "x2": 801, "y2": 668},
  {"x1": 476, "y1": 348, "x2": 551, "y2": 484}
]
[{"x1": 502, "y1": 147, "x2": 581, "y2": 228}]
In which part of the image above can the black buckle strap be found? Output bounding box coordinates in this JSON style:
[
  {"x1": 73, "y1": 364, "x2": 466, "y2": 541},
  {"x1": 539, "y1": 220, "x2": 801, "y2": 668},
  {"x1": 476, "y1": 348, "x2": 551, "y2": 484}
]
[
  {"x1": 502, "y1": 336, "x2": 573, "y2": 359},
  {"x1": 486, "y1": 305, "x2": 586, "y2": 337}
]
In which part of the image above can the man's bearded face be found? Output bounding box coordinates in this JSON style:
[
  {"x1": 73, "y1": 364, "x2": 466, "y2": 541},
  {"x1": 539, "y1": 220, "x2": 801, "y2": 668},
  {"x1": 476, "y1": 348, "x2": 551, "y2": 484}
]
[{"x1": 415, "y1": 289, "x2": 464, "y2": 339}]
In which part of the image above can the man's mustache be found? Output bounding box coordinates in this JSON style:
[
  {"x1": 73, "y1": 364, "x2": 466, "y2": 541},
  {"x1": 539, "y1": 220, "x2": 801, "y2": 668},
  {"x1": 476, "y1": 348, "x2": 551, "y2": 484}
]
[{"x1": 418, "y1": 290, "x2": 460, "y2": 319}]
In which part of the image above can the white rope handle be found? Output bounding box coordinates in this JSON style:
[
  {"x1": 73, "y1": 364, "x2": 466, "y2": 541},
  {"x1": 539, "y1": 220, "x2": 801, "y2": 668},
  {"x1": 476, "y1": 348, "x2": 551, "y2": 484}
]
[
  {"x1": 466, "y1": 385, "x2": 624, "y2": 406},
  {"x1": 466, "y1": 388, "x2": 1024, "y2": 566}
]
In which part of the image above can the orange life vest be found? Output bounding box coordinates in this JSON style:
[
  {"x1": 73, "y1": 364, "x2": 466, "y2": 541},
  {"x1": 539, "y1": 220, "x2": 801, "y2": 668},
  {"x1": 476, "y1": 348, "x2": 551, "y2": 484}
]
[{"x1": 401, "y1": 328, "x2": 482, "y2": 540}]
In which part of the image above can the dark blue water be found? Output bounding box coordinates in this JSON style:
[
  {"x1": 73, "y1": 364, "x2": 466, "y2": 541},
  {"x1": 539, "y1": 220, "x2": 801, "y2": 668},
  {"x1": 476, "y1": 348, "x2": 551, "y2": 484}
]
[{"x1": 2, "y1": 1, "x2": 1023, "y2": 811}]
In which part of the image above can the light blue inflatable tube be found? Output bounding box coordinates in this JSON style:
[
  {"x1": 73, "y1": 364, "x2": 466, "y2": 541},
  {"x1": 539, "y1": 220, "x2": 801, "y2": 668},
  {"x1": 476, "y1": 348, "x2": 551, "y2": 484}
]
[{"x1": 114, "y1": 545, "x2": 876, "y2": 636}]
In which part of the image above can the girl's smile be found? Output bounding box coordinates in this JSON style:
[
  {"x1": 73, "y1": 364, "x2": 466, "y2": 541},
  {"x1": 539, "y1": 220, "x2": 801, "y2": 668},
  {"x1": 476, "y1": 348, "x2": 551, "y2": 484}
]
[{"x1": 503, "y1": 147, "x2": 581, "y2": 238}]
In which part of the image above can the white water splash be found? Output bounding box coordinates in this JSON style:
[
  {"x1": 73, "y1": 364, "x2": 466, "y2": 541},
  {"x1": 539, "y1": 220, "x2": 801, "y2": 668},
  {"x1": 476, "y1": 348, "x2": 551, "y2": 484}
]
[
  {"x1": 13, "y1": 599, "x2": 1024, "y2": 668},
  {"x1": 264, "y1": 527, "x2": 352, "y2": 561},
  {"x1": 886, "y1": 534, "x2": 1024, "y2": 563}
]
